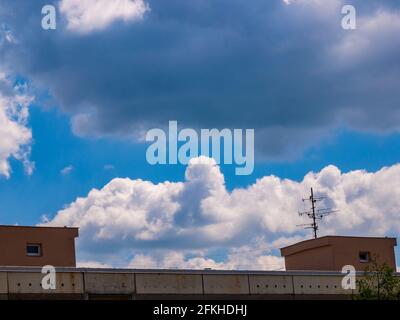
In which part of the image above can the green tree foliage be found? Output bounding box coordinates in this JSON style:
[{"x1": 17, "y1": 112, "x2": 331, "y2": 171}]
[{"x1": 356, "y1": 255, "x2": 400, "y2": 300}]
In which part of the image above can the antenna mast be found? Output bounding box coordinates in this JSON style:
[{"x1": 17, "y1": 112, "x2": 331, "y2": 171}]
[{"x1": 298, "y1": 187, "x2": 337, "y2": 239}]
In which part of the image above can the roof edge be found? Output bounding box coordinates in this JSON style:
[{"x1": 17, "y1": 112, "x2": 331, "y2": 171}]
[
  {"x1": 0, "y1": 225, "x2": 79, "y2": 230},
  {"x1": 280, "y1": 235, "x2": 397, "y2": 253}
]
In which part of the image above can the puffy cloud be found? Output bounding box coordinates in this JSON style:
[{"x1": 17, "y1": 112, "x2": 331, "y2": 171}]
[
  {"x1": 127, "y1": 251, "x2": 285, "y2": 271},
  {"x1": 45, "y1": 157, "x2": 400, "y2": 268},
  {"x1": 0, "y1": 73, "x2": 33, "y2": 178},
  {"x1": 49, "y1": 173, "x2": 184, "y2": 243},
  {"x1": 59, "y1": 0, "x2": 150, "y2": 34}
]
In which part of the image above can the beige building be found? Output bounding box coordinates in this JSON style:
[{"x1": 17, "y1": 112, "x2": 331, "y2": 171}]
[
  {"x1": 0, "y1": 225, "x2": 78, "y2": 267},
  {"x1": 280, "y1": 236, "x2": 397, "y2": 271}
]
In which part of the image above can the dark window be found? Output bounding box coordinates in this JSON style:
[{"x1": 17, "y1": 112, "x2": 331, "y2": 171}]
[
  {"x1": 26, "y1": 244, "x2": 42, "y2": 256},
  {"x1": 359, "y1": 251, "x2": 370, "y2": 263}
]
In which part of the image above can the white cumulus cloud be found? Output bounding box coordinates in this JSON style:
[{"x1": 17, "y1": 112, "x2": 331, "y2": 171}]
[
  {"x1": 127, "y1": 251, "x2": 285, "y2": 271},
  {"x1": 45, "y1": 157, "x2": 400, "y2": 269},
  {"x1": 59, "y1": 0, "x2": 150, "y2": 34},
  {"x1": 77, "y1": 260, "x2": 112, "y2": 268},
  {"x1": 0, "y1": 74, "x2": 33, "y2": 178}
]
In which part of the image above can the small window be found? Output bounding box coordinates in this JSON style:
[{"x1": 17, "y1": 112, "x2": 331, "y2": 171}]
[
  {"x1": 26, "y1": 244, "x2": 42, "y2": 257},
  {"x1": 359, "y1": 251, "x2": 370, "y2": 263}
]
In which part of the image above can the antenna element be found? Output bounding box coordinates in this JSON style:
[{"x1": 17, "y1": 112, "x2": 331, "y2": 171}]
[{"x1": 297, "y1": 187, "x2": 337, "y2": 239}]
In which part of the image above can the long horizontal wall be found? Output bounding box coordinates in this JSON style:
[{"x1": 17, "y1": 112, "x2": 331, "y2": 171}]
[{"x1": 0, "y1": 267, "x2": 389, "y2": 300}]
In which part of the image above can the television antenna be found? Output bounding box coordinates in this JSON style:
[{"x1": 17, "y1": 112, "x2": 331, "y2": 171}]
[{"x1": 297, "y1": 187, "x2": 338, "y2": 239}]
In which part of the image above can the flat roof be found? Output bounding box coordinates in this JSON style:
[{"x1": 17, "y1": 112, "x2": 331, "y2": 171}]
[
  {"x1": 0, "y1": 225, "x2": 78, "y2": 230},
  {"x1": 0, "y1": 225, "x2": 79, "y2": 238},
  {"x1": 0, "y1": 266, "x2": 397, "y2": 277},
  {"x1": 0, "y1": 266, "x2": 378, "y2": 276}
]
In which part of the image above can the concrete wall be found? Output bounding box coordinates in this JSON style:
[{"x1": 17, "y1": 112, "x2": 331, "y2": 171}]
[
  {"x1": 2, "y1": 267, "x2": 398, "y2": 299},
  {"x1": 85, "y1": 273, "x2": 135, "y2": 295},
  {"x1": 248, "y1": 275, "x2": 293, "y2": 295},
  {"x1": 0, "y1": 268, "x2": 380, "y2": 299},
  {"x1": 136, "y1": 273, "x2": 203, "y2": 295},
  {"x1": 203, "y1": 275, "x2": 249, "y2": 295}
]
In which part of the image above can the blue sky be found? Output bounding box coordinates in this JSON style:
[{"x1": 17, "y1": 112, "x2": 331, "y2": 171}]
[{"x1": 0, "y1": 0, "x2": 399, "y2": 269}]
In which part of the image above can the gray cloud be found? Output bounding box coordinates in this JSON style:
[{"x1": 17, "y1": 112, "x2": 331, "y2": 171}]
[{"x1": 1, "y1": 0, "x2": 400, "y2": 159}]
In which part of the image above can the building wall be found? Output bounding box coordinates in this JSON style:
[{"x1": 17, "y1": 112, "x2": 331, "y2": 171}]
[
  {"x1": 284, "y1": 245, "x2": 335, "y2": 271},
  {"x1": 281, "y1": 236, "x2": 397, "y2": 271},
  {"x1": 331, "y1": 237, "x2": 397, "y2": 271},
  {"x1": 0, "y1": 226, "x2": 78, "y2": 267}
]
